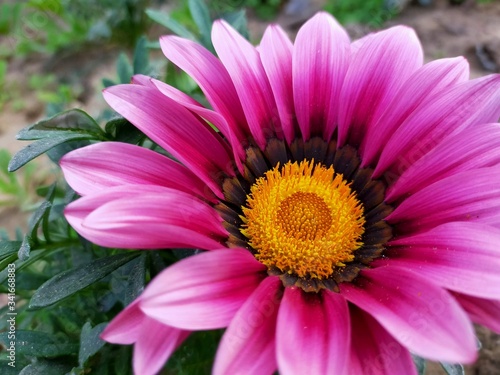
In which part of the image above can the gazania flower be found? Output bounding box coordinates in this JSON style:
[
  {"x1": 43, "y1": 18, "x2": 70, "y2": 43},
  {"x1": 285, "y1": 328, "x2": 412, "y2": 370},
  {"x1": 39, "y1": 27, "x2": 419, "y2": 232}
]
[{"x1": 61, "y1": 12, "x2": 500, "y2": 375}]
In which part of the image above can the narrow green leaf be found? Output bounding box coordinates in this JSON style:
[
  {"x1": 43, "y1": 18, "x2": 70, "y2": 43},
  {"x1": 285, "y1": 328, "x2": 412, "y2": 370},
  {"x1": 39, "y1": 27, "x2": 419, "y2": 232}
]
[
  {"x1": 79, "y1": 322, "x2": 107, "y2": 368},
  {"x1": 0, "y1": 241, "x2": 22, "y2": 261},
  {"x1": 18, "y1": 235, "x2": 32, "y2": 261},
  {"x1": 19, "y1": 359, "x2": 73, "y2": 375},
  {"x1": 188, "y1": 0, "x2": 213, "y2": 50},
  {"x1": 16, "y1": 109, "x2": 105, "y2": 141},
  {"x1": 117, "y1": 53, "x2": 133, "y2": 84},
  {"x1": 8, "y1": 133, "x2": 95, "y2": 172},
  {"x1": 105, "y1": 118, "x2": 144, "y2": 144},
  {"x1": 133, "y1": 36, "x2": 149, "y2": 74},
  {"x1": 441, "y1": 362, "x2": 465, "y2": 375},
  {"x1": 46, "y1": 139, "x2": 92, "y2": 165},
  {"x1": 29, "y1": 252, "x2": 140, "y2": 308},
  {"x1": 0, "y1": 330, "x2": 78, "y2": 358},
  {"x1": 146, "y1": 9, "x2": 197, "y2": 40}
]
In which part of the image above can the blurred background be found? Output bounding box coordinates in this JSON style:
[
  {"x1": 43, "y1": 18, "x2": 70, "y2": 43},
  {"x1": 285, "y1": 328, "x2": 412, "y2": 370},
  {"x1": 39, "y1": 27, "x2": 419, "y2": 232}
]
[{"x1": 0, "y1": 1, "x2": 498, "y2": 373}]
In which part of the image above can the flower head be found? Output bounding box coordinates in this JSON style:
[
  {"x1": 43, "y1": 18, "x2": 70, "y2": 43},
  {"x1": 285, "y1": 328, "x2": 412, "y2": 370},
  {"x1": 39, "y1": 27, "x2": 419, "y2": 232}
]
[{"x1": 61, "y1": 12, "x2": 500, "y2": 375}]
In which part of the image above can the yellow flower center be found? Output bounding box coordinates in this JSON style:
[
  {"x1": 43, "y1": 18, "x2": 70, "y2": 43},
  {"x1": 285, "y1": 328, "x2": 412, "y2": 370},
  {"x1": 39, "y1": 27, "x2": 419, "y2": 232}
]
[{"x1": 241, "y1": 160, "x2": 365, "y2": 279}]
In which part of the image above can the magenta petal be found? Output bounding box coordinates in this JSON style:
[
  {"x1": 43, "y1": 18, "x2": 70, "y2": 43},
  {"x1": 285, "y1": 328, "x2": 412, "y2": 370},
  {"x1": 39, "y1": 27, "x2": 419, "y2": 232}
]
[
  {"x1": 293, "y1": 12, "x2": 350, "y2": 141},
  {"x1": 150, "y1": 77, "x2": 246, "y2": 165},
  {"x1": 362, "y1": 57, "x2": 469, "y2": 166},
  {"x1": 386, "y1": 123, "x2": 500, "y2": 202},
  {"x1": 101, "y1": 299, "x2": 143, "y2": 345},
  {"x1": 455, "y1": 293, "x2": 500, "y2": 334},
  {"x1": 338, "y1": 26, "x2": 423, "y2": 147},
  {"x1": 133, "y1": 318, "x2": 188, "y2": 375},
  {"x1": 60, "y1": 142, "x2": 215, "y2": 202},
  {"x1": 140, "y1": 249, "x2": 266, "y2": 330},
  {"x1": 385, "y1": 222, "x2": 500, "y2": 299},
  {"x1": 131, "y1": 74, "x2": 156, "y2": 87},
  {"x1": 341, "y1": 266, "x2": 477, "y2": 363},
  {"x1": 159, "y1": 35, "x2": 249, "y2": 144},
  {"x1": 277, "y1": 287, "x2": 350, "y2": 375},
  {"x1": 212, "y1": 20, "x2": 279, "y2": 148},
  {"x1": 349, "y1": 305, "x2": 417, "y2": 375},
  {"x1": 387, "y1": 167, "x2": 500, "y2": 231},
  {"x1": 66, "y1": 186, "x2": 226, "y2": 250},
  {"x1": 213, "y1": 276, "x2": 281, "y2": 375},
  {"x1": 260, "y1": 24, "x2": 296, "y2": 144},
  {"x1": 375, "y1": 74, "x2": 500, "y2": 176},
  {"x1": 103, "y1": 84, "x2": 233, "y2": 196}
]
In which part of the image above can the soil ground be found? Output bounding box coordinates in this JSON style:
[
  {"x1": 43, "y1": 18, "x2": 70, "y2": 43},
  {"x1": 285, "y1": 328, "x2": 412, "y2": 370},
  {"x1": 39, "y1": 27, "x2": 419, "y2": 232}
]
[{"x1": 0, "y1": 0, "x2": 499, "y2": 373}]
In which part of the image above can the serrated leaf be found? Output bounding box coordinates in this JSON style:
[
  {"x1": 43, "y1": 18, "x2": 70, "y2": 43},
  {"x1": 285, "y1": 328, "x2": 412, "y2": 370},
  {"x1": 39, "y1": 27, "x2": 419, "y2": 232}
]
[
  {"x1": 117, "y1": 53, "x2": 133, "y2": 84},
  {"x1": 16, "y1": 109, "x2": 105, "y2": 141},
  {"x1": 146, "y1": 9, "x2": 197, "y2": 41},
  {"x1": 19, "y1": 359, "x2": 73, "y2": 375},
  {"x1": 412, "y1": 355, "x2": 426, "y2": 375},
  {"x1": 0, "y1": 330, "x2": 78, "y2": 358},
  {"x1": 441, "y1": 362, "x2": 465, "y2": 375},
  {"x1": 188, "y1": 0, "x2": 213, "y2": 50},
  {"x1": 133, "y1": 36, "x2": 149, "y2": 74},
  {"x1": 79, "y1": 322, "x2": 107, "y2": 368},
  {"x1": 8, "y1": 133, "x2": 95, "y2": 172},
  {"x1": 29, "y1": 252, "x2": 140, "y2": 309}
]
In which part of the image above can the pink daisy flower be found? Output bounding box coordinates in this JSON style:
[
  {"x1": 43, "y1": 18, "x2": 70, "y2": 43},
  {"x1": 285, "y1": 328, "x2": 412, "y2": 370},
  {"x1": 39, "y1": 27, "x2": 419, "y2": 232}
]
[{"x1": 60, "y1": 12, "x2": 500, "y2": 375}]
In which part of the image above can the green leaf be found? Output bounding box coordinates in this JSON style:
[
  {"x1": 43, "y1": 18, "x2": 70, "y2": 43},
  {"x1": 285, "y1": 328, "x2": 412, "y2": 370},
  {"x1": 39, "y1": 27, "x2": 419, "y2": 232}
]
[
  {"x1": 441, "y1": 362, "x2": 465, "y2": 375},
  {"x1": 117, "y1": 53, "x2": 133, "y2": 84},
  {"x1": 105, "y1": 117, "x2": 145, "y2": 144},
  {"x1": 114, "y1": 252, "x2": 146, "y2": 306},
  {"x1": 19, "y1": 359, "x2": 73, "y2": 375},
  {"x1": 412, "y1": 355, "x2": 426, "y2": 375},
  {"x1": 0, "y1": 330, "x2": 78, "y2": 358},
  {"x1": 46, "y1": 139, "x2": 92, "y2": 165},
  {"x1": 133, "y1": 36, "x2": 149, "y2": 74},
  {"x1": 79, "y1": 322, "x2": 107, "y2": 368},
  {"x1": 8, "y1": 133, "x2": 95, "y2": 172},
  {"x1": 29, "y1": 252, "x2": 140, "y2": 309},
  {"x1": 16, "y1": 109, "x2": 105, "y2": 141},
  {"x1": 0, "y1": 241, "x2": 21, "y2": 261},
  {"x1": 146, "y1": 9, "x2": 197, "y2": 41},
  {"x1": 188, "y1": 0, "x2": 213, "y2": 50},
  {"x1": 102, "y1": 78, "x2": 116, "y2": 88}
]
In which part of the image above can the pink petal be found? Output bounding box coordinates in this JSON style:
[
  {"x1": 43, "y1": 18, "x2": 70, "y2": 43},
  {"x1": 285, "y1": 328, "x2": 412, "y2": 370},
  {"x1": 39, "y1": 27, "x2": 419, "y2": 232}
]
[
  {"x1": 66, "y1": 186, "x2": 227, "y2": 250},
  {"x1": 454, "y1": 293, "x2": 500, "y2": 334},
  {"x1": 361, "y1": 57, "x2": 469, "y2": 167},
  {"x1": 60, "y1": 142, "x2": 215, "y2": 202},
  {"x1": 150, "y1": 77, "x2": 246, "y2": 164},
  {"x1": 134, "y1": 318, "x2": 189, "y2": 375},
  {"x1": 259, "y1": 24, "x2": 296, "y2": 144},
  {"x1": 341, "y1": 266, "x2": 477, "y2": 363},
  {"x1": 212, "y1": 20, "x2": 279, "y2": 148},
  {"x1": 375, "y1": 74, "x2": 500, "y2": 177},
  {"x1": 349, "y1": 305, "x2": 417, "y2": 375},
  {"x1": 293, "y1": 12, "x2": 350, "y2": 141},
  {"x1": 159, "y1": 35, "x2": 249, "y2": 146},
  {"x1": 387, "y1": 167, "x2": 500, "y2": 231},
  {"x1": 140, "y1": 249, "x2": 266, "y2": 330},
  {"x1": 338, "y1": 26, "x2": 423, "y2": 147},
  {"x1": 213, "y1": 276, "x2": 282, "y2": 375},
  {"x1": 277, "y1": 287, "x2": 350, "y2": 375},
  {"x1": 385, "y1": 222, "x2": 500, "y2": 299},
  {"x1": 386, "y1": 123, "x2": 500, "y2": 202},
  {"x1": 101, "y1": 299, "x2": 144, "y2": 344},
  {"x1": 131, "y1": 74, "x2": 156, "y2": 87},
  {"x1": 103, "y1": 84, "x2": 234, "y2": 197}
]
